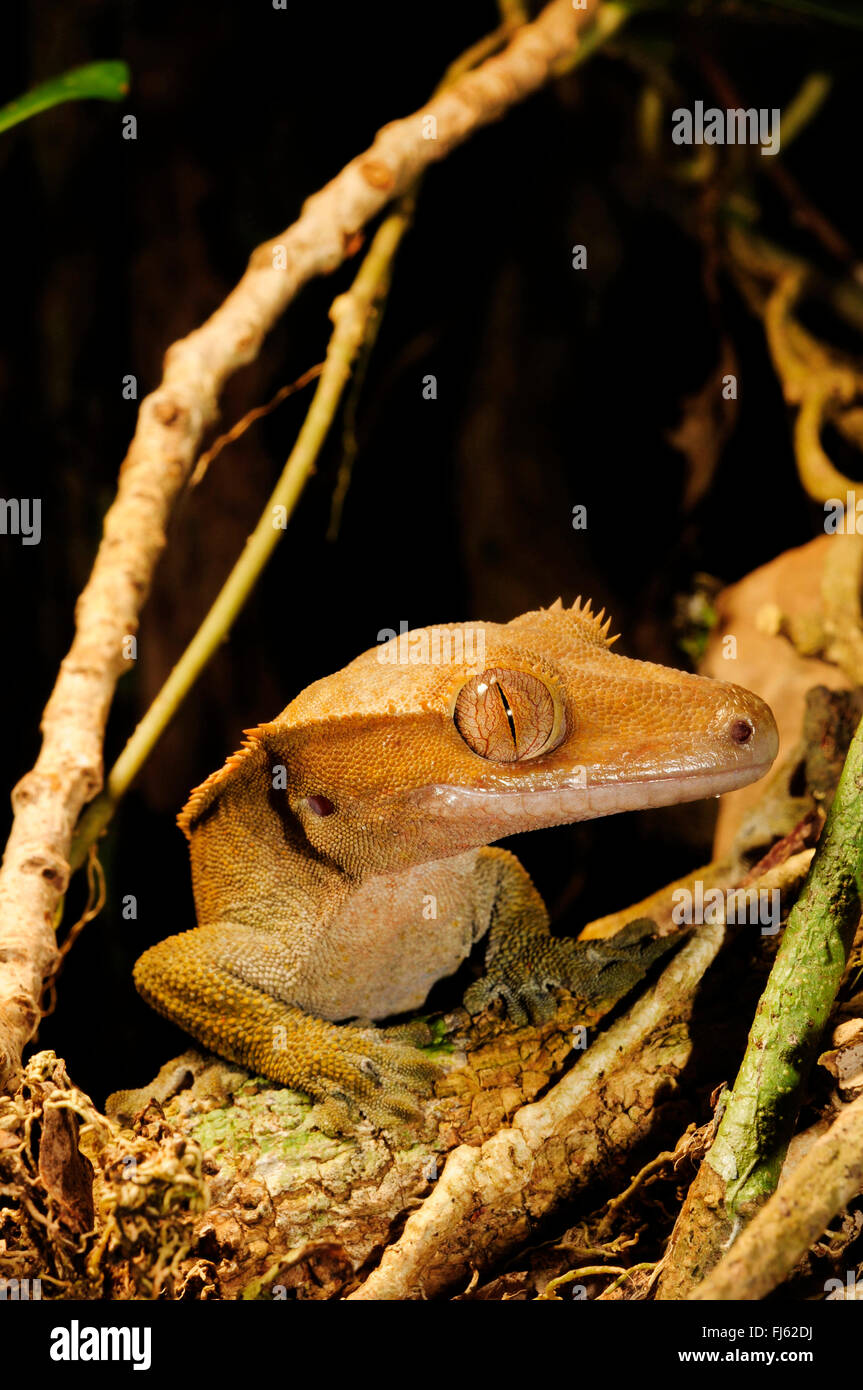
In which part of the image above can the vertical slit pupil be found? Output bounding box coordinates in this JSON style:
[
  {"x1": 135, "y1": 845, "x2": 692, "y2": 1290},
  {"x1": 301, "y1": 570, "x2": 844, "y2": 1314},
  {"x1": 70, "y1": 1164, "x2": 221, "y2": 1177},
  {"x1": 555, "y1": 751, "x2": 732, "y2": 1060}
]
[{"x1": 493, "y1": 680, "x2": 518, "y2": 751}]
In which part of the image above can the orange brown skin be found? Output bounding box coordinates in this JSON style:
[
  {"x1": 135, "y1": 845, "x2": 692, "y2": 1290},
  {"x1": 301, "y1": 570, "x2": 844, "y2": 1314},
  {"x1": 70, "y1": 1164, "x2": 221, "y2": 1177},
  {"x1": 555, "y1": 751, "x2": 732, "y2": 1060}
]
[{"x1": 133, "y1": 600, "x2": 778, "y2": 1132}]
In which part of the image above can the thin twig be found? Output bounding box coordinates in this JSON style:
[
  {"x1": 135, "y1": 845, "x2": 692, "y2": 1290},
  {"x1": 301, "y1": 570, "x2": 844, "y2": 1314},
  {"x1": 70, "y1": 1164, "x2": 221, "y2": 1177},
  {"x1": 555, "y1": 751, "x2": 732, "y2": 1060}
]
[
  {"x1": 40, "y1": 846, "x2": 106, "y2": 1018},
  {"x1": 536, "y1": 1265, "x2": 627, "y2": 1300},
  {"x1": 695, "y1": 49, "x2": 855, "y2": 269},
  {"x1": 599, "y1": 1149, "x2": 679, "y2": 1229},
  {"x1": 596, "y1": 1262, "x2": 656, "y2": 1299},
  {"x1": 189, "y1": 363, "x2": 324, "y2": 487},
  {"x1": 327, "y1": 17, "x2": 527, "y2": 537}
]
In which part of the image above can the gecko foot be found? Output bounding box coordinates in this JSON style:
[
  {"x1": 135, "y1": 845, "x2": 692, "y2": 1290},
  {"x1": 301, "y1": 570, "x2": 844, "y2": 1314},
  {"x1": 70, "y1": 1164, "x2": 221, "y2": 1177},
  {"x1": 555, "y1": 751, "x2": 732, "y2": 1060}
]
[
  {"x1": 308, "y1": 1024, "x2": 440, "y2": 1136},
  {"x1": 464, "y1": 917, "x2": 677, "y2": 1026}
]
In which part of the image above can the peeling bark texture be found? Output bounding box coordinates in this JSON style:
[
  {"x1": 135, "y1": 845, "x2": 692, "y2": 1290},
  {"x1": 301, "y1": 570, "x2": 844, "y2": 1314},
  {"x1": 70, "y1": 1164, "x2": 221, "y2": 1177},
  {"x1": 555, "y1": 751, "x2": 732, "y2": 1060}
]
[
  {"x1": 88, "y1": 911, "x2": 711, "y2": 1301},
  {"x1": 348, "y1": 921, "x2": 725, "y2": 1300},
  {"x1": 690, "y1": 1093, "x2": 863, "y2": 1301},
  {"x1": 655, "y1": 696, "x2": 863, "y2": 1298},
  {"x1": 101, "y1": 992, "x2": 619, "y2": 1299},
  {"x1": 654, "y1": 1153, "x2": 734, "y2": 1301},
  {"x1": 0, "y1": 0, "x2": 600, "y2": 1091}
]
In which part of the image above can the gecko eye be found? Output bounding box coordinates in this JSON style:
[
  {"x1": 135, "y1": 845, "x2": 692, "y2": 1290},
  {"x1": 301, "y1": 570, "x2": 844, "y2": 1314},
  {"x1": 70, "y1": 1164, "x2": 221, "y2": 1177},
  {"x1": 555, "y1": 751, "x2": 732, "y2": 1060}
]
[
  {"x1": 307, "y1": 795, "x2": 335, "y2": 817},
  {"x1": 453, "y1": 668, "x2": 563, "y2": 762}
]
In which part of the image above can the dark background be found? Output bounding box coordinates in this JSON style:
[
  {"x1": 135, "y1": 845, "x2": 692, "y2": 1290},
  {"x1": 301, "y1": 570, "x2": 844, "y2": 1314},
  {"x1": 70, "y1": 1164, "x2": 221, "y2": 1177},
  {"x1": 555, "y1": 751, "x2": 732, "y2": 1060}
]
[{"x1": 0, "y1": 0, "x2": 859, "y2": 1100}]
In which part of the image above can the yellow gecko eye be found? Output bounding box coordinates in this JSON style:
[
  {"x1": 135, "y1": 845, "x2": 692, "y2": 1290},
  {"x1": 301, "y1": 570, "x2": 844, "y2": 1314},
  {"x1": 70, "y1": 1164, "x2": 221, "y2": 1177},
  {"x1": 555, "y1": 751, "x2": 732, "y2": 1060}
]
[{"x1": 453, "y1": 668, "x2": 563, "y2": 762}]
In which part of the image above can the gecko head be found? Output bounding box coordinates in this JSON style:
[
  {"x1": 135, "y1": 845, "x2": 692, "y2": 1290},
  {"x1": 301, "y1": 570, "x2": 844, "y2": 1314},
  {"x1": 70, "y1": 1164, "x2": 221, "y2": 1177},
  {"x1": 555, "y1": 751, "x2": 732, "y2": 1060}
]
[{"x1": 239, "y1": 600, "x2": 778, "y2": 876}]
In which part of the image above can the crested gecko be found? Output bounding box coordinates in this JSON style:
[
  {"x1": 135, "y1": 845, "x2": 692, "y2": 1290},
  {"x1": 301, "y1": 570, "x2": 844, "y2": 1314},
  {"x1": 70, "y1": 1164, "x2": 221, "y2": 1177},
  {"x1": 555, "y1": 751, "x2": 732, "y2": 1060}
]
[{"x1": 133, "y1": 600, "x2": 778, "y2": 1130}]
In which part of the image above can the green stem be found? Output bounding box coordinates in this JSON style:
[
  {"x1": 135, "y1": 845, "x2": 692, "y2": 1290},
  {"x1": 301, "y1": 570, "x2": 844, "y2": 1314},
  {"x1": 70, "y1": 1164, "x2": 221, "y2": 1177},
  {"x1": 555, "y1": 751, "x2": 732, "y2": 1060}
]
[
  {"x1": 780, "y1": 71, "x2": 832, "y2": 149},
  {"x1": 707, "y1": 709, "x2": 863, "y2": 1213}
]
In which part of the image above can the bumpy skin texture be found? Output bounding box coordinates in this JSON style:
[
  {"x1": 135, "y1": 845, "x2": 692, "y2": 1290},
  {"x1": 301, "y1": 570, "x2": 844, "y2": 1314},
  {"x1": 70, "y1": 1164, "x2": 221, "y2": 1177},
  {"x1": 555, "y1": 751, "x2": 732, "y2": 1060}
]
[{"x1": 134, "y1": 600, "x2": 778, "y2": 1131}]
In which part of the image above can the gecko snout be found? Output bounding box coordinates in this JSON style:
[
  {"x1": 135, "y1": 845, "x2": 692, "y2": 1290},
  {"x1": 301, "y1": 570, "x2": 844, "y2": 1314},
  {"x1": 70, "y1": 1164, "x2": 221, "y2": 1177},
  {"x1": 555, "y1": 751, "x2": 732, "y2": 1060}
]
[{"x1": 719, "y1": 690, "x2": 778, "y2": 771}]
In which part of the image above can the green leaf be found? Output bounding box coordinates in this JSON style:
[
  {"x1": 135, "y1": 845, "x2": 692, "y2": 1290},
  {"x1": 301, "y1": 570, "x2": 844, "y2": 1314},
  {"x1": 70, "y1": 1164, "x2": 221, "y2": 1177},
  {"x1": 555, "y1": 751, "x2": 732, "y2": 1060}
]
[{"x1": 0, "y1": 60, "x2": 130, "y2": 136}]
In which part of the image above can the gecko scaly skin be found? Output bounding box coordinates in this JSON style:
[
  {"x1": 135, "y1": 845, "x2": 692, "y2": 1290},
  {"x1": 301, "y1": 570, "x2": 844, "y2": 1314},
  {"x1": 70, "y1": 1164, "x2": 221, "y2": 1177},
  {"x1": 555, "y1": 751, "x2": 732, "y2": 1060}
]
[{"x1": 131, "y1": 599, "x2": 778, "y2": 1131}]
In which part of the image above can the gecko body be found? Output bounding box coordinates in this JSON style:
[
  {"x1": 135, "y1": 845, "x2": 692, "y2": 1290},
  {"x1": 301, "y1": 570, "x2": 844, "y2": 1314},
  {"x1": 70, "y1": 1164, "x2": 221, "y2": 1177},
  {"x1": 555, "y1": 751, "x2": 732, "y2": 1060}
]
[{"x1": 133, "y1": 600, "x2": 778, "y2": 1129}]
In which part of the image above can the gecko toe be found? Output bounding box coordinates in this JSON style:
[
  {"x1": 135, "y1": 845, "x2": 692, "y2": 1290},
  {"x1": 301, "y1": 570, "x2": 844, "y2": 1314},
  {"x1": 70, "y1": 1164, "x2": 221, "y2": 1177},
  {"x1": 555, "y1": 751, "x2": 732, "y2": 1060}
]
[
  {"x1": 308, "y1": 1028, "x2": 441, "y2": 1135},
  {"x1": 380, "y1": 1019, "x2": 435, "y2": 1047},
  {"x1": 464, "y1": 972, "x2": 556, "y2": 1026}
]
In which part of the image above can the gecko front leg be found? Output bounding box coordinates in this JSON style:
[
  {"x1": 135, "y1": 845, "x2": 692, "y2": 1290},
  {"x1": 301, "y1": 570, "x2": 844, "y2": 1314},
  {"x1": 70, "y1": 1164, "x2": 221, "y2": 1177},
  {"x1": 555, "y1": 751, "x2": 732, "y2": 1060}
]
[
  {"x1": 133, "y1": 925, "x2": 440, "y2": 1133},
  {"x1": 464, "y1": 848, "x2": 678, "y2": 1023}
]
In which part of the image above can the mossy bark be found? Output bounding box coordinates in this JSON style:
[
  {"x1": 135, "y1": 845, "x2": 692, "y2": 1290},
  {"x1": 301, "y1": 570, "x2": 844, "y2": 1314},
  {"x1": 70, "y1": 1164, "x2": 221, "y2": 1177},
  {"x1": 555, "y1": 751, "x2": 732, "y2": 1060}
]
[{"x1": 657, "y1": 700, "x2": 863, "y2": 1298}]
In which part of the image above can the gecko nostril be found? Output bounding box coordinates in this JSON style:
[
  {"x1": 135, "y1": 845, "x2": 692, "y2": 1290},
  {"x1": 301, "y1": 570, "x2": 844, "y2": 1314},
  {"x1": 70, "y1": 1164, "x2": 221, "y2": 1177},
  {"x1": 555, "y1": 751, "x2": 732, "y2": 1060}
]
[{"x1": 729, "y1": 719, "x2": 753, "y2": 745}]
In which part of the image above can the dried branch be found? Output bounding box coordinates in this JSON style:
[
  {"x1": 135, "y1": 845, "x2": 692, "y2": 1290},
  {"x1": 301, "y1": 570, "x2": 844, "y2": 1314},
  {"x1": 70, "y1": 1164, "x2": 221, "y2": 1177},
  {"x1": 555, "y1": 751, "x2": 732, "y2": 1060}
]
[{"x1": 726, "y1": 227, "x2": 863, "y2": 504}]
